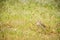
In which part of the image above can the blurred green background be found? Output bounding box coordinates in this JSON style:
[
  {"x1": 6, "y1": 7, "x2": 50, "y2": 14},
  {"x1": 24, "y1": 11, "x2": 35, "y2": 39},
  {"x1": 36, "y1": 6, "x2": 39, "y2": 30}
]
[{"x1": 0, "y1": 0, "x2": 60, "y2": 40}]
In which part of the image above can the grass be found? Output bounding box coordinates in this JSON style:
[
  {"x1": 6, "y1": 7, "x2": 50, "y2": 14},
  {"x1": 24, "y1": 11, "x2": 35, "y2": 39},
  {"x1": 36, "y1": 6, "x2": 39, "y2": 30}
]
[{"x1": 0, "y1": 0, "x2": 60, "y2": 40}]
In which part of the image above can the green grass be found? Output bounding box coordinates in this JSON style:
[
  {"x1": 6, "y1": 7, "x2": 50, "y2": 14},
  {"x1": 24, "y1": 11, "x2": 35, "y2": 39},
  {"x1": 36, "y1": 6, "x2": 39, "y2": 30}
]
[{"x1": 0, "y1": 0, "x2": 60, "y2": 40}]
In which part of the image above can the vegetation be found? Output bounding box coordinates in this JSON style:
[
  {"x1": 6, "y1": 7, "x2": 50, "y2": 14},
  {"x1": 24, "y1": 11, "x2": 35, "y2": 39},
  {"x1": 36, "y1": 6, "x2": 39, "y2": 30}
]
[{"x1": 0, "y1": 0, "x2": 60, "y2": 40}]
